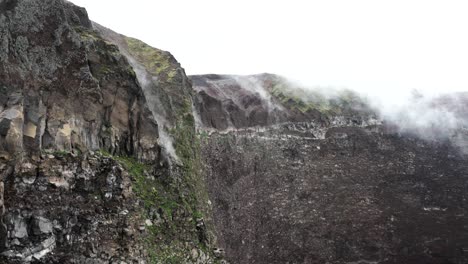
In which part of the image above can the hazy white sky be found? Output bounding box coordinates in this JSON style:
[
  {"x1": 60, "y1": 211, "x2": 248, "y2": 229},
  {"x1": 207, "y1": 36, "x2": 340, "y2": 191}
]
[{"x1": 69, "y1": 0, "x2": 468, "y2": 96}]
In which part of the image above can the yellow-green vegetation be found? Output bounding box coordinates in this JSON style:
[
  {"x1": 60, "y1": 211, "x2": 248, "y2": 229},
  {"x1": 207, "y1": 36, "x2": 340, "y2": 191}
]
[
  {"x1": 125, "y1": 37, "x2": 178, "y2": 82},
  {"x1": 52, "y1": 150, "x2": 70, "y2": 157},
  {"x1": 124, "y1": 36, "x2": 193, "y2": 124},
  {"x1": 170, "y1": 97, "x2": 212, "y2": 227},
  {"x1": 197, "y1": 131, "x2": 210, "y2": 144},
  {"x1": 75, "y1": 26, "x2": 113, "y2": 48},
  {"x1": 168, "y1": 95, "x2": 217, "y2": 261},
  {"x1": 270, "y1": 79, "x2": 366, "y2": 116},
  {"x1": 95, "y1": 65, "x2": 114, "y2": 76},
  {"x1": 98, "y1": 150, "x2": 190, "y2": 263},
  {"x1": 98, "y1": 103, "x2": 215, "y2": 264},
  {"x1": 77, "y1": 28, "x2": 99, "y2": 42},
  {"x1": 120, "y1": 35, "x2": 216, "y2": 263}
]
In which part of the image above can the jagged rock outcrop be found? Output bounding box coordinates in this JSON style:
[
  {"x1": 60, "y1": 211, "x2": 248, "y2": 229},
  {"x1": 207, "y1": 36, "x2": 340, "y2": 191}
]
[
  {"x1": 94, "y1": 22, "x2": 221, "y2": 264},
  {"x1": 194, "y1": 74, "x2": 468, "y2": 264},
  {"x1": 191, "y1": 74, "x2": 372, "y2": 131},
  {"x1": 0, "y1": 0, "x2": 159, "y2": 260},
  {"x1": 191, "y1": 74, "x2": 287, "y2": 130},
  {"x1": 0, "y1": 1, "x2": 220, "y2": 263},
  {"x1": 0, "y1": 0, "x2": 160, "y2": 161},
  {"x1": 1, "y1": 152, "x2": 147, "y2": 263}
]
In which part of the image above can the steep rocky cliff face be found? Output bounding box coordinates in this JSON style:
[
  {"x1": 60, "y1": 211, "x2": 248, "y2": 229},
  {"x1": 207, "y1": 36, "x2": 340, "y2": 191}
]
[
  {"x1": 2, "y1": 1, "x2": 468, "y2": 263},
  {"x1": 0, "y1": 0, "x2": 219, "y2": 263},
  {"x1": 193, "y1": 74, "x2": 468, "y2": 264},
  {"x1": 191, "y1": 74, "x2": 372, "y2": 131},
  {"x1": 0, "y1": 0, "x2": 160, "y2": 160}
]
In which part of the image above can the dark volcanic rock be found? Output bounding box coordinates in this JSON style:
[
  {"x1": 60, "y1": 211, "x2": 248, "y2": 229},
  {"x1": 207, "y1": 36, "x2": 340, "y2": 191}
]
[
  {"x1": 0, "y1": 153, "x2": 146, "y2": 263},
  {"x1": 190, "y1": 74, "x2": 372, "y2": 131},
  {"x1": 0, "y1": 1, "x2": 220, "y2": 263},
  {"x1": 191, "y1": 74, "x2": 289, "y2": 130},
  {"x1": 0, "y1": 0, "x2": 161, "y2": 261},
  {"x1": 0, "y1": 0, "x2": 160, "y2": 160},
  {"x1": 193, "y1": 75, "x2": 468, "y2": 264},
  {"x1": 201, "y1": 125, "x2": 468, "y2": 264}
]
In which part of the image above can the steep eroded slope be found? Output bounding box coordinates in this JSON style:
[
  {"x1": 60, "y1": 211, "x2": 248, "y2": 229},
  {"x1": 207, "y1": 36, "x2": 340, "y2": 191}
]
[{"x1": 194, "y1": 74, "x2": 468, "y2": 264}]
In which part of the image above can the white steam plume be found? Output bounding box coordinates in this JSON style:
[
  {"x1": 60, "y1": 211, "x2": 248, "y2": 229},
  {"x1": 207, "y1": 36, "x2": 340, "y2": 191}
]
[
  {"x1": 93, "y1": 23, "x2": 179, "y2": 163},
  {"x1": 288, "y1": 76, "x2": 468, "y2": 153},
  {"x1": 126, "y1": 57, "x2": 179, "y2": 163}
]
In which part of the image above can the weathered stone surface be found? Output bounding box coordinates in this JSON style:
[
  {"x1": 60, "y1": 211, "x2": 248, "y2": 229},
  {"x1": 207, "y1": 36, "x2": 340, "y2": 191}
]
[
  {"x1": 0, "y1": 0, "x2": 220, "y2": 263},
  {"x1": 94, "y1": 23, "x2": 221, "y2": 264},
  {"x1": 191, "y1": 74, "x2": 289, "y2": 130},
  {"x1": 194, "y1": 76, "x2": 468, "y2": 264},
  {"x1": 94, "y1": 23, "x2": 195, "y2": 163},
  {"x1": 190, "y1": 74, "x2": 371, "y2": 131},
  {"x1": 7, "y1": 214, "x2": 27, "y2": 239},
  {"x1": 0, "y1": 0, "x2": 160, "y2": 160},
  {"x1": 32, "y1": 216, "x2": 53, "y2": 235},
  {"x1": 0, "y1": 153, "x2": 146, "y2": 263}
]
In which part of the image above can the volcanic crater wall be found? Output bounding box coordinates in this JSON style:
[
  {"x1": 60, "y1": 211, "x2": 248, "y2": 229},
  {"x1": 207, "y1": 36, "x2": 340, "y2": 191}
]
[
  {"x1": 192, "y1": 74, "x2": 468, "y2": 264},
  {"x1": 1, "y1": 0, "x2": 468, "y2": 263}
]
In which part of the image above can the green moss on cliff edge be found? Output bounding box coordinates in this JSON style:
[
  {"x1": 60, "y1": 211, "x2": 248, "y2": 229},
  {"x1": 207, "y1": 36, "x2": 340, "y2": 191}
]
[
  {"x1": 268, "y1": 77, "x2": 368, "y2": 116},
  {"x1": 98, "y1": 149, "x2": 214, "y2": 263},
  {"x1": 125, "y1": 37, "x2": 178, "y2": 82},
  {"x1": 111, "y1": 36, "x2": 218, "y2": 263}
]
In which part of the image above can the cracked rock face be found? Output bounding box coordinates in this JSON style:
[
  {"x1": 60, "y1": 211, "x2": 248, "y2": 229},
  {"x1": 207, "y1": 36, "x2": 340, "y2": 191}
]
[
  {"x1": 0, "y1": 153, "x2": 147, "y2": 263},
  {"x1": 0, "y1": 1, "x2": 219, "y2": 263},
  {"x1": 0, "y1": 2, "x2": 161, "y2": 259},
  {"x1": 191, "y1": 74, "x2": 293, "y2": 130},
  {"x1": 0, "y1": 0, "x2": 160, "y2": 160},
  {"x1": 190, "y1": 74, "x2": 372, "y2": 131}
]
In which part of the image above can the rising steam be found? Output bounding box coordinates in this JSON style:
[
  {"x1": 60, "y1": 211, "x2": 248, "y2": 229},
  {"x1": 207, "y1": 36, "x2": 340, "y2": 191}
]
[
  {"x1": 93, "y1": 23, "x2": 179, "y2": 163},
  {"x1": 126, "y1": 56, "x2": 179, "y2": 163},
  {"x1": 289, "y1": 78, "x2": 468, "y2": 153}
]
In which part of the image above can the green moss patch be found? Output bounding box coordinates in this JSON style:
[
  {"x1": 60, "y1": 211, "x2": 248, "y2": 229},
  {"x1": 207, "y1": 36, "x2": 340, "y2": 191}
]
[
  {"x1": 269, "y1": 78, "x2": 368, "y2": 116},
  {"x1": 98, "y1": 146, "x2": 213, "y2": 263},
  {"x1": 125, "y1": 37, "x2": 178, "y2": 82}
]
